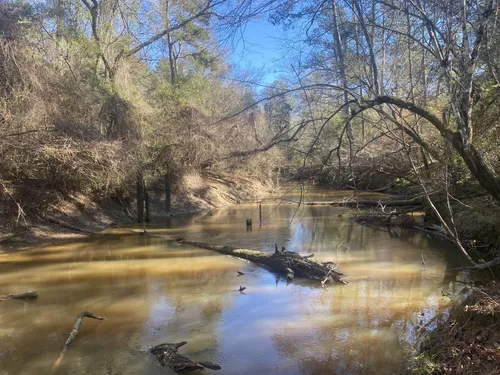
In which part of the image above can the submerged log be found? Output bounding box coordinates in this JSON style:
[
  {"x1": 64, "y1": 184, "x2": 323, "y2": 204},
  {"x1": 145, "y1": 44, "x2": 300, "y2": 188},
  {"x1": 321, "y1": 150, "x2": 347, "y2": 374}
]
[
  {"x1": 52, "y1": 311, "x2": 105, "y2": 370},
  {"x1": 178, "y1": 240, "x2": 346, "y2": 284},
  {"x1": 150, "y1": 341, "x2": 221, "y2": 372},
  {"x1": 0, "y1": 291, "x2": 38, "y2": 301}
]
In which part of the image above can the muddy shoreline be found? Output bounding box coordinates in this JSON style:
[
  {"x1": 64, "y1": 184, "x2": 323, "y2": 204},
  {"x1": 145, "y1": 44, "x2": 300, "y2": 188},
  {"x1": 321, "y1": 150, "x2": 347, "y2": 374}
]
[{"x1": 0, "y1": 172, "x2": 272, "y2": 253}]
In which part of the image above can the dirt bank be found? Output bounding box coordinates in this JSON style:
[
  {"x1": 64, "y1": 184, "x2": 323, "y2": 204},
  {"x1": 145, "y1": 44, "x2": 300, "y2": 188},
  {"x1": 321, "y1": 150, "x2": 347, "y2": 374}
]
[
  {"x1": 0, "y1": 171, "x2": 272, "y2": 252},
  {"x1": 413, "y1": 282, "x2": 500, "y2": 375}
]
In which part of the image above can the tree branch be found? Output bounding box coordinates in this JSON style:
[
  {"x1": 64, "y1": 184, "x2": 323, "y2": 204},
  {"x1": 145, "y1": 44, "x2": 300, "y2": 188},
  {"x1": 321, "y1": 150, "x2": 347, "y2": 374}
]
[
  {"x1": 229, "y1": 120, "x2": 309, "y2": 158},
  {"x1": 365, "y1": 96, "x2": 454, "y2": 141},
  {"x1": 213, "y1": 84, "x2": 357, "y2": 125},
  {"x1": 123, "y1": 0, "x2": 220, "y2": 58}
]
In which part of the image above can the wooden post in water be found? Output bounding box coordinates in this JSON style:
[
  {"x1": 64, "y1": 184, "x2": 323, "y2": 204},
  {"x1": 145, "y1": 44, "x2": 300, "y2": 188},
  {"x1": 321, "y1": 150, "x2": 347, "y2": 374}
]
[
  {"x1": 259, "y1": 203, "x2": 262, "y2": 227},
  {"x1": 165, "y1": 171, "x2": 171, "y2": 213}
]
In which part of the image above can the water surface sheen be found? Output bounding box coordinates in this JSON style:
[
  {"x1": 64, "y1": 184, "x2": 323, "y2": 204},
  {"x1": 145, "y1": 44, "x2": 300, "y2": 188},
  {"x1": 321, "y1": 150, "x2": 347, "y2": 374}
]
[{"x1": 0, "y1": 192, "x2": 467, "y2": 374}]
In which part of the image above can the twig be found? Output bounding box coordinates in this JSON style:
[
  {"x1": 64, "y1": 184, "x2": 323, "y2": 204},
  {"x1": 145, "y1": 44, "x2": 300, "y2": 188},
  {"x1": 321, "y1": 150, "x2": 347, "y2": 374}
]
[
  {"x1": 52, "y1": 311, "x2": 105, "y2": 370},
  {"x1": 117, "y1": 197, "x2": 135, "y2": 222},
  {"x1": 0, "y1": 291, "x2": 38, "y2": 301}
]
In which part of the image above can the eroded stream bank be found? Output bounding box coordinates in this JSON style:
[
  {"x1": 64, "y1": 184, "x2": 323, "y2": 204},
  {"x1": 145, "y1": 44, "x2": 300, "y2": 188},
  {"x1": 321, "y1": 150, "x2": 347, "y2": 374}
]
[{"x1": 0, "y1": 196, "x2": 471, "y2": 374}]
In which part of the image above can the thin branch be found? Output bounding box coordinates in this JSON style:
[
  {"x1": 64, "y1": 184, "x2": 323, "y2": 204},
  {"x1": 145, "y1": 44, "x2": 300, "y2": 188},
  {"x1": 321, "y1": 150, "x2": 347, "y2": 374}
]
[
  {"x1": 3, "y1": 128, "x2": 57, "y2": 137},
  {"x1": 123, "y1": 0, "x2": 223, "y2": 58}
]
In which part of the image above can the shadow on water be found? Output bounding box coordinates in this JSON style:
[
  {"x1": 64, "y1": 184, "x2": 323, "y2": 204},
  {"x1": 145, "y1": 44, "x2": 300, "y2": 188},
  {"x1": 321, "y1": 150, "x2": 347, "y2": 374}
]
[{"x1": 0, "y1": 196, "x2": 470, "y2": 374}]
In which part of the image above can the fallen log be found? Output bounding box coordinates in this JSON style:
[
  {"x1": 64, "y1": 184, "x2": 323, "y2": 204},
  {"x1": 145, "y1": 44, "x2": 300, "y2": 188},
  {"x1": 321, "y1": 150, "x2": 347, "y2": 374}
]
[
  {"x1": 52, "y1": 311, "x2": 105, "y2": 370},
  {"x1": 256, "y1": 196, "x2": 422, "y2": 207},
  {"x1": 0, "y1": 291, "x2": 38, "y2": 301},
  {"x1": 299, "y1": 199, "x2": 422, "y2": 207},
  {"x1": 178, "y1": 240, "x2": 346, "y2": 284},
  {"x1": 150, "y1": 341, "x2": 221, "y2": 372}
]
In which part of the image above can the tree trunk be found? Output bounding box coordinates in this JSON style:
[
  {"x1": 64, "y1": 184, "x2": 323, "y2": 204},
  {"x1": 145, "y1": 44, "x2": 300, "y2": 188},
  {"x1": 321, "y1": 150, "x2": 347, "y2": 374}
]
[
  {"x1": 364, "y1": 96, "x2": 500, "y2": 203},
  {"x1": 451, "y1": 135, "x2": 500, "y2": 201},
  {"x1": 137, "y1": 172, "x2": 144, "y2": 223},
  {"x1": 56, "y1": 0, "x2": 65, "y2": 39},
  {"x1": 165, "y1": 172, "x2": 171, "y2": 212},
  {"x1": 165, "y1": 0, "x2": 176, "y2": 85},
  {"x1": 332, "y1": 1, "x2": 353, "y2": 156},
  {"x1": 144, "y1": 180, "x2": 150, "y2": 222},
  {"x1": 352, "y1": 0, "x2": 380, "y2": 95}
]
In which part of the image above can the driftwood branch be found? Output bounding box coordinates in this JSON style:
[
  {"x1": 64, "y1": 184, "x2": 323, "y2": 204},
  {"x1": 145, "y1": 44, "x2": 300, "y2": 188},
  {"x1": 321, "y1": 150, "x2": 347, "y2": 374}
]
[
  {"x1": 0, "y1": 291, "x2": 38, "y2": 301},
  {"x1": 53, "y1": 311, "x2": 105, "y2": 370},
  {"x1": 178, "y1": 240, "x2": 346, "y2": 284},
  {"x1": 150, "y1": 341, "x2": 221, "y2": 372}
]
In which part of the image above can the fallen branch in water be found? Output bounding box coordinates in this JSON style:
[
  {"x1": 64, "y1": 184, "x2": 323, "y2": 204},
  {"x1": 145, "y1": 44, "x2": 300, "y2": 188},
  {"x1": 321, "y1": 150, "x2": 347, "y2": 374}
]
[
  {"x1": 52, "y1": 311, "x2": 105, "y2": 370},
  {"x1": 0, "y1": 291, "x2": 38, "y2": 301},
  {"x1": 178, "y1": 240, "x2": 346, "y2": 284},
  {"x1": 150, "y1": 341, "x2": 221, "y2": 372},
  {"x1": 353, "y1": 207, "x2": 423, "y2": 227},
  {"x1": 304, "y1": 200, "x2": 421, "y2": 207},
  {"x1": 260, "y1": 197, "x2": 422, "y2": 208}
]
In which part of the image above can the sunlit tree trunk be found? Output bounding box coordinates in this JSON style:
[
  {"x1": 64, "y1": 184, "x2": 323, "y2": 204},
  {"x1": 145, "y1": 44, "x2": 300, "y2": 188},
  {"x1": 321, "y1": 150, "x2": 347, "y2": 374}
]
[
  {"x1": 56, "y1": 0, "x2": 65, "y2": 39},
  {"x1": 331, "y1": 1, "x2": 354, "y2": 164},
  {"x1": 352, "y1": 0, "x2": 380, "y2": 96},
  {"x1": 136, "y1": 172, "x2": 144, "y2": 223},
  {"x1": 165, "y1": 0, "x2": 176, "y2": 84}
]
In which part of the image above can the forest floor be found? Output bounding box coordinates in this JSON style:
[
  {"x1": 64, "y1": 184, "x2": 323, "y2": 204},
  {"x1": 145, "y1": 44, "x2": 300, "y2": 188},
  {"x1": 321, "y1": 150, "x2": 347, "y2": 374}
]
[
  {"x1": 413, "y1": 282, "x2": 500, "y2": 375},
  {"x1": 0, "y1": 171, "x2": 272, "y2": 253}
]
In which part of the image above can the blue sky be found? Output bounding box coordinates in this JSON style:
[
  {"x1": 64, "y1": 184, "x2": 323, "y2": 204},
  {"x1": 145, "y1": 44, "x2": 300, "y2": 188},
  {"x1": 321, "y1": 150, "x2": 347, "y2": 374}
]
[{"x1": 227, "y1": 17, "x2": 285, "y2": 85}]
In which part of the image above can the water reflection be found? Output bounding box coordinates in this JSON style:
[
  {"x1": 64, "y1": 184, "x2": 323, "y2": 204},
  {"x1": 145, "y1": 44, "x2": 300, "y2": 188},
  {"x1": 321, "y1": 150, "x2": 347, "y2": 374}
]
[{"x1": 0, "y1": 199, "x2": 468, "y2": 374}]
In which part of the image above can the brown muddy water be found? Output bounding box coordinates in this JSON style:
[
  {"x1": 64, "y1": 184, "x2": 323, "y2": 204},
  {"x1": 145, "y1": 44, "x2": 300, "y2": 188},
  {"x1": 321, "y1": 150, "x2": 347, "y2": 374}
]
[{"x1": 0, "y1": 193, "x2": 470, "y2": 374}]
